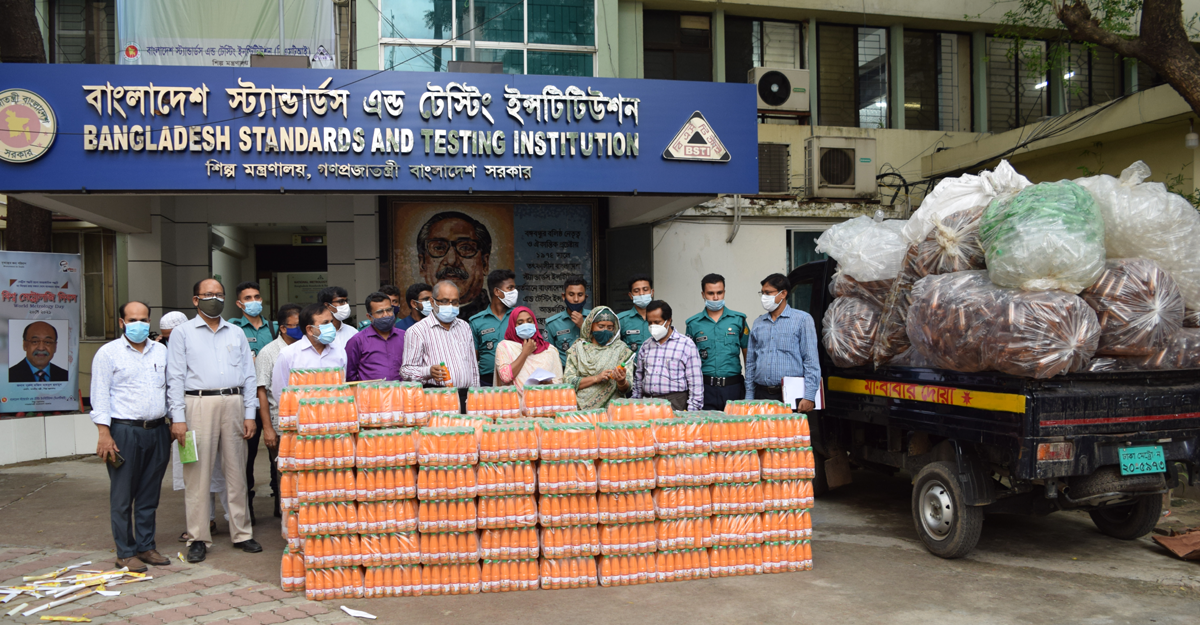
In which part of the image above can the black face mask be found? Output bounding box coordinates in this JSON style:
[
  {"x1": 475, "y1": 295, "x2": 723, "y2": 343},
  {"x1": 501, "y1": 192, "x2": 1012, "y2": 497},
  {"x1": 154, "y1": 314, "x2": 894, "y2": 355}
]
[{"x1": 565, "y1": 301, "x2": 585, "y2": 313}]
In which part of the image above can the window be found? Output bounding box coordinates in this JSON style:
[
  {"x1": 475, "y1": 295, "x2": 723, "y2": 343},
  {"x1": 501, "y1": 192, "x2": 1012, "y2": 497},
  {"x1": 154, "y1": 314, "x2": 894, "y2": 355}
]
[
  {"x1": 904, "y1": 31, "x2": 967, "y2": 131},
  {"x1": 52, "y1": 230, "x2": 117, "y2": 340},
  {"x1": 1136, "y1": 60, "x2": 1165, "y2": 91},
  {"x1": 726, "y1": 18, "x2": 803, "y2": 84},
  {"x1": 787, "y1": 231, "x2": 827, "y2": 313},
  {"x1": 987, "y1": 37, "x2": 1048, "y2": 132},
  {"x1": 379, "y1": 0, "x2": 596, "y2": 76},
  {"x1": 644, "y1": 11, "x2": 712, "y2": 82},
  {"x1": 818, "y1": 25, "x2": 889, "y2": 128},
  {"x1": 1063, "y1": 44, "x2": 1123, "y2": 111},
  {"x1": 50, "y1": 0, "x2": 115, "y2": 64}
]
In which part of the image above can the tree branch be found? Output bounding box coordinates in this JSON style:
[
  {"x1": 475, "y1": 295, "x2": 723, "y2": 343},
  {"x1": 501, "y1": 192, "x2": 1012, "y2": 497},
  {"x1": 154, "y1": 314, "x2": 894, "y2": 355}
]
[{"x1": 1054, "y1": 1, "x2": 1144, "y2": 58}]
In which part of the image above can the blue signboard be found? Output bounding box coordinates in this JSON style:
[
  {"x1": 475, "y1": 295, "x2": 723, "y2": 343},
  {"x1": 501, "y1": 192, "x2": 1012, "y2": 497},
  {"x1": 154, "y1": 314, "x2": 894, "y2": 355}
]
[{"x1": 0, "y1": 64, "x2": 758, "y2": 194}]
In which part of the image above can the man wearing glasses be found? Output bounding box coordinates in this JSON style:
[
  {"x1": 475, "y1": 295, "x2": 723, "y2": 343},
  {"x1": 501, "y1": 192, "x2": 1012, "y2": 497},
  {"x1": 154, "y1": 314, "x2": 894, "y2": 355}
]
[
  {"x1": 401, "y1": 280, "x2": 480, "y2": 413},
  {"x1": 9, "y1": 321, "x2": 69, "y2": 382},
  {"x1": 416, "y1": 211, "x2": 493, "y2": 320}
]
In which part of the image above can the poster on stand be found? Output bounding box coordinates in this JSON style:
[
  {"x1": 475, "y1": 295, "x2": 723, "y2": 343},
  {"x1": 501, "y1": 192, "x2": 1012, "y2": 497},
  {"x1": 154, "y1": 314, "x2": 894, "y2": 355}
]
[{"x1": 0, "y1": 251, "x2": 82, "y2": 413}]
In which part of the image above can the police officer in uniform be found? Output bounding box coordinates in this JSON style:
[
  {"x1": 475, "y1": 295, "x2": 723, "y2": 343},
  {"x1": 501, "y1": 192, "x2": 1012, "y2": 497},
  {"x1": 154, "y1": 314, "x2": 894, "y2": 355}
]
[
  {"x1": 469, "y1": 269, "x2": 517, "y2": 386},
  {"x1": 617, "y1": 274, "x2": 654, "y2": 354},
  {"x1": 543, "y1": 275, "x2": 591, "y2": 368},
  {"x1": 684, "y1": 273, "x2": 748, "y2": 410}
]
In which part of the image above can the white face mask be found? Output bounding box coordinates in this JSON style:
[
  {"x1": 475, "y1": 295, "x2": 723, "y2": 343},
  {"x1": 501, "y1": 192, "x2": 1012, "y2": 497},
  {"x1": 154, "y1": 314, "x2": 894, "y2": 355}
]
[
  {"x1": 762, "y1": 293, "x2": 782, "y2": 312},
  {"x1": 333, "y1": 303, "x2": 352, "y2": 321},
  {"x1": 499, "y1": 289, "x2": 519, "y2": 308},
  {"x1": 649, "y1": 323, "x2": 670, "y2": 341}
]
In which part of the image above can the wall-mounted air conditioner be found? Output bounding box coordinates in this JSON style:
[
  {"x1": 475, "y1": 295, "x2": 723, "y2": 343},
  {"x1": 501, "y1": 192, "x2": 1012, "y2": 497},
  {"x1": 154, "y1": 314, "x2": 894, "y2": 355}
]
[
  {"x1": 803, "y1": 136, "x2": 877, "y2": 199},
  {"x1": 749, "y1": 67, "x2": 810, "y2": 112}
]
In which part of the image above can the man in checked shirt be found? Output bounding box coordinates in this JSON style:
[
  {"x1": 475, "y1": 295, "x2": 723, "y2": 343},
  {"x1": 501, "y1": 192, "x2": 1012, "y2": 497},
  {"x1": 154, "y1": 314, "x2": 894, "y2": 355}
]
[{"x1": 631, "y1": 300, "x2": 703, "y2": 411}]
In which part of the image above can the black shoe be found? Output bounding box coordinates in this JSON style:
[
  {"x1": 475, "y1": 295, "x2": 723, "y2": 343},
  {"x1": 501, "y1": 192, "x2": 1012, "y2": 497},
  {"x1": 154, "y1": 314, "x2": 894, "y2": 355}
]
[
  {"x1": 233, "y1": 539, "x2": 262, "y2": 553},
  {"x1": 186, "y1": 542, "x2": 206, "y2": 563}
]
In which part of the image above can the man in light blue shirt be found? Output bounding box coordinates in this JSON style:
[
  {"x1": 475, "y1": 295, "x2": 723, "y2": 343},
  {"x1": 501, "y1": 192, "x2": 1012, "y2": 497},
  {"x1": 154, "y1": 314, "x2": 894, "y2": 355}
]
[
  {"x1": 167, "y1": 278, "x2": 261, "y2": 563},
  {"x1": 91, "y1": 301, "x2": 170, "y2": 573},
  {"x1": 745, "y1": 273, "x2": 820, "y2": 413}
]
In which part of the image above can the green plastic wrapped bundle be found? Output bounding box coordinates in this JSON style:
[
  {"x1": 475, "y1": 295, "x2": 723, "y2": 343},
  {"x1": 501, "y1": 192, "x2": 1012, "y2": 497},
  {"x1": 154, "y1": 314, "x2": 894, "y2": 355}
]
[{"x1": 980, "y1": 180, "x2": 1106, "y2": 293}]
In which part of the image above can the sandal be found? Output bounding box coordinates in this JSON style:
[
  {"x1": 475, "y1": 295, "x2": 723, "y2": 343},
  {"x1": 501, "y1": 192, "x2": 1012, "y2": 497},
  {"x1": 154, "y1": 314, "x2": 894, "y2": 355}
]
[{"x1": 177, "y1": 521, "x2": 217, "y2": 543}]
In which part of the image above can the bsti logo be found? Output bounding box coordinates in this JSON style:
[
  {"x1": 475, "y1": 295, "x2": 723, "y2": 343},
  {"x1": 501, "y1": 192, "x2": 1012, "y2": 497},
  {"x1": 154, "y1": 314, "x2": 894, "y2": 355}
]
[{"x1": 0, "y1": 88, "x2": 56, "y2": 164}]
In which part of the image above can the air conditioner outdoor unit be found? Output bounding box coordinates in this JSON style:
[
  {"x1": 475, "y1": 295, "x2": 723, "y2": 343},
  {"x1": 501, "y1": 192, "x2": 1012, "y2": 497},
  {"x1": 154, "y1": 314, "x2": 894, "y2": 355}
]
[
  {"x1": 803, "y1": 136, "x2": 877, "y2": 199},
  {"x1": 749, "y1": 67, "x2": 810, "y2": 112}
]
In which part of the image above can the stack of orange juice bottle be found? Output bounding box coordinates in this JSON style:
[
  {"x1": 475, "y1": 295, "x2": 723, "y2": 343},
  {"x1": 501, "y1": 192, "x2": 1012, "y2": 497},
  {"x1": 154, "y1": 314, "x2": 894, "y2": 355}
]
[
  {"x1": 356, "y1": 500, "x2": 418, "y2": 533},
  {"x1": 295, "y1": 501, "x2": 357, "y2": 536},
  {"x1": 763, "y1": 540, "x2": 812, "y2": 573},
  {"x1": 523, "y1": 384, "x2": 578, "y2": 417},
  {"x1": 423, "y1": 387, "x2": 461, "y2": 413},
  {"x1": 597, "y1": 458, "x2": 656, "y2": 492},
  {"x1": 356, "y1": 381, "x2": 430, "y2": 428},
  {"x1": 296, "y1": 398, "x2": 360, "y2": 435},
  {"x1": 539, "y1": 556, "x2": 599, "y2": 589},
  {"x1": 481, "y1": 559, "x2": 540, "y2": 592},
  {"x1": 653, "y1": 486, "x2": 714, "y2": 519},
  {"x1": 480, "y1": 527, "x2": 540, "y2": 559},
  {"x1": 706, "y1": 413, "x2": 762, "y2": 451},
  {"x1": 540, "y1": 524, "x2": 601, "y2": 559},
  {"x1": 654, "y1": 453, "x2": 715, "y2": 487},
  {"x1": 758, "y1": 412, "x2": 811, "y2": 447},
  {"x1": 554, "y1": 408, "x2": 606, "y2": 424},
  {"x1": 296, "y1": 468, "x2": 356, "y2": 503},
  {"x1": 723, "y1": 398, "x2": 792, "y2": 416},
  {"x1": 712, "y1": 450, "x2": 761, "y2": 483},
  {"x1": 760, "y1": 448, "x2": 814, "y2": 480},
  {"x1": 417, "y1": 426, "x2": 479, "y2": 466},
  {"x1": 304, "y1": 566, "x2": 364, "y2": 601},
  {"x1": 651, "y1": 415, "x2": 710, "y2": 454},
  {"x1": 476, "y1": 461, "x2": 536, "y2": 495},
  {"x1": 417, "y1": 498, "x2": 478, "y2": 533},
  {"x1": 597, "y1": 490, "x2": 656, "y2": 524},
  {"x1": 421, "y1": 563, "x2": 482, "y2": 595},
  {"x1": 655, "y1": 547, "x2": 711, "y2": 582},
  {"x1": 537, "y1": 460, "x2": 597, "y2": 495},
  {"x1": 355, "y1": 428, "x2": 417, "y2": 469},
  {"x1": 477, "y1": 494, "x2": 538, "y2": 528},
  {"x1": 762, "y1": 509, "x2": 812, "y2": 541},
  {"x1": 288, "y1": 367, "x2": 346, "y2": 386},
  {"x1": 281, "y1": 548, "x2": 305, "y2": 591},
  {"x1": 354, "y1": 466, "x2": 417, "y2": 501},
  {"x1": 712, "y1": 482, "x2": 766, "y2": 514},
  {"x1": 362, "y1": 564, "x2": 422, "y2": 597},
  {"x1": 711, "y1": 513, "x2": 765, "y2": 546},
  {"x1": 762, "y1": 478, "x2": 813, "y2": 511},
  {"x1": 479, "y1": 422, "x2": 539, "y2": 462},
  {"x1": 606, "y1": 398, "x2": 673, "y2": 422},
  {"x1": 598, "y1": 521, "x2": 657, "y2": 556},
  {"x1": 597, "y1": 553, "x2": 657, "y2": 587},
  {"x1": 708, "y1": 544, "x2": 763, "y2": 577},
  {"x1": 304, "y1": 534, "x2": 367, "y2": 568},
  {"x1": 597, "y1": 421, "x2": 656, "y2": 460},
  {"x1": 537, "y1": 493, "x2": 599, "y2": 527},
  {"x1": 277, "y1": 384, "x2": 354, "y2": 432},
  {"x1": 416, "y1": 465, "x2": 477, "y2": 500},
  {"x1": 465, "y1": 387, "x2": 522, "y2": 419},
  {"x1": 537, "y1": 422, "x2": 598, "y2": 460},
  {"x1": 419, "y1": 530, "x2": 481, "y2": 564},
  {"x1": 655, "y1": 517, "x2": 714, "y2": 551},
  {"x1": 428, "y1": 412, "x2": 493, "y2": 437}
]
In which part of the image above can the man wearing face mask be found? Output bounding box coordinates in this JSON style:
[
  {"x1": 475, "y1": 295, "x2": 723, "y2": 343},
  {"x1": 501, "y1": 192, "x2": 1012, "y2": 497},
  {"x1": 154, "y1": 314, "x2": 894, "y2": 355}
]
[
  {"x1": 402, "y1": 280, "x2": 480, "y2": 412},
  {"x1": 360, "y1": 285, "x2": 404, "y2": 330},
  {"x1": 345, "y1": 292, "x2": 406, "y2": 382},
  {"x1": 317, "y1": 286, "x2": 359, "y2": 350},
  {"x1": 544, "y1": 276, "x2": 591, "y2": 368},
  {"x1": 90, "y1": 301, "x2": 171, "y2": 572},
  {"x1": 618, "y1": 274, "x2": 654, "y2": 353},
  {"x1": 396, "y1": 282, "x2": 433, "y2": 332},
  {"x1": 469, "y1": 269, "x2": 518, "y2": 386},
  {"x1": 229, "y1": 281, "x2": 276, "y2": 357},
  {"x1": 631, "y1": 300, "x2": 703, "y2": 411},
  {"x1": 686, "y1": 273, "x2": 749, "y2": 410},
  {"x1": 157, "y1": 311, "x2": 188, "y2": 347},
  {"x1": 167, "y1": 279, "x2": 261, "y2": 563},
  {"x1": 254, "y1": 303, "x2": 302, "y2": 519},
  {"x1": 271, "y1": 304, "x2": 349, "y2": 404},
  {"x1": 745, "y1": 273, "x2": 820, "y2": 414}
]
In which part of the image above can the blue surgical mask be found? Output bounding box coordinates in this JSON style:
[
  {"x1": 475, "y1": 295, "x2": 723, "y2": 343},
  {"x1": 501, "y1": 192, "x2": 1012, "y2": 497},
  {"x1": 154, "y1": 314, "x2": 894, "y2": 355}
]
[
  {"x1": 284, "y1": 326, "x2": 304, "y2": 340},
  {"x1": 435, "y1": 305, "x2": 459, "y2": 324},
  {"x1": 515, "y1": 323, "x2": 538, "y2": 340},
  {"x1": 124, "y1": 321, "x2": 150, "y2": 343},
  {"x1": 372, "y1": 315, "x2": 396, "y2": 332},
  {"x1": 419, "y1": 301, "x2": 433, "y2": 317},
  {"x1": 632, "y1": 294, "x2": 652, "y2": 308},
  {"x1": 243, "y1": 301, "x2": 263, "y2": 317},
  {"x1": 705, "y1": 299, "x2": 725, "y2": 311},
  {"x1": 592, "y1": 329, "x2": 615, "y2": 346},
  {"x1": 315, "y1": 323, "x2": 337, "y2": 345}
]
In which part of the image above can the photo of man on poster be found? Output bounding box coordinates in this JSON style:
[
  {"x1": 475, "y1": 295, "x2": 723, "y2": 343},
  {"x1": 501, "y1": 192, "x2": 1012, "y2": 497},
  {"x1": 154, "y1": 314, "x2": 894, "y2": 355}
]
[
  {"x1": 415, "y1": 211, "x2": 494, "y2": 320},
  {"x1": 8, "y1": 320, "x2": 70, "y2": 382}
]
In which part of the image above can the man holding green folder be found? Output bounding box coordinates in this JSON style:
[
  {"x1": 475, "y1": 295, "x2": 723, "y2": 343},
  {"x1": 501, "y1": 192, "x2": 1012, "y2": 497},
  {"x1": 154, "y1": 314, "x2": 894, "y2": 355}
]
[{"x1": 90, "y1": 301, "x2": 171, "y2": 573}]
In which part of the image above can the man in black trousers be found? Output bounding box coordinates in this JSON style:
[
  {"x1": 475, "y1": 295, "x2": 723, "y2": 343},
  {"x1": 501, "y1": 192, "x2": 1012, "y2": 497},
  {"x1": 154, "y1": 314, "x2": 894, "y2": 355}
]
[{"x1": 89, "y1": 301, "x2": 172, "y2": 572}]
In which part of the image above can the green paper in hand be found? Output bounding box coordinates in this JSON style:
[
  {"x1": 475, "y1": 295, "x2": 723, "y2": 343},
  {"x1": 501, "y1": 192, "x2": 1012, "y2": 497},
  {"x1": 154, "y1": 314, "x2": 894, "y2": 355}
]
[{"x1": 178, "y1": 431, "x2": 198, "y2": 464}]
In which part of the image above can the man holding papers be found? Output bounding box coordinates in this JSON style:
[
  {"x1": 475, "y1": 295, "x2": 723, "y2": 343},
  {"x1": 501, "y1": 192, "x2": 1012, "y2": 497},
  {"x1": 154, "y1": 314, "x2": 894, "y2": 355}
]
[{"x1": 745, "y1": 273, "x2": 821, "y2": 412}]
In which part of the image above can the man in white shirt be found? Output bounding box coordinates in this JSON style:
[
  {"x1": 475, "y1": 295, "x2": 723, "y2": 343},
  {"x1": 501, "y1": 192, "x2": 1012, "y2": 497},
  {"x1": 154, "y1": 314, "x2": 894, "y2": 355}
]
[
  {"x1": 272, "y1": 303, "x2": 349, "y2": 402},
  {"x1": 90, "y1": 301, "x2": 171, "y2": 573},
  {"x1": 167, "y1": 279, "x2": 261, "y2": 563}
]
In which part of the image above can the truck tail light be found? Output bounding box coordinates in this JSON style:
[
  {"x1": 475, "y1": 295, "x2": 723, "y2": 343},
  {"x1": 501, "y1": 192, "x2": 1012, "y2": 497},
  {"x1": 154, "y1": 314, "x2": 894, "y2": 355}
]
[{"x1": 1037, "y1": 442, "x2": 1074, "y2": 462}]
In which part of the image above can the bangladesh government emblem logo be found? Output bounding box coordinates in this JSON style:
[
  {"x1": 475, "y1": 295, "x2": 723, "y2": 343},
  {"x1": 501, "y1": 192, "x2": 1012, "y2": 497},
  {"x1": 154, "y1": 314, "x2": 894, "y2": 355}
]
[{"x1": 0, "y1": 88, "x2": 56, "y2": 164}]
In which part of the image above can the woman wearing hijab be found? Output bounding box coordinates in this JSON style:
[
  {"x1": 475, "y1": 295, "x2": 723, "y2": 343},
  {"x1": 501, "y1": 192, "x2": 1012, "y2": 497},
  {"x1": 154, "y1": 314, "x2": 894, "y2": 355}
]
[
  {"x1": 494, "y1": 306, "x2": 564, "y2": 402},
  {"x1": 564, "y1": 306, "x2": 633, "y2": 410}
]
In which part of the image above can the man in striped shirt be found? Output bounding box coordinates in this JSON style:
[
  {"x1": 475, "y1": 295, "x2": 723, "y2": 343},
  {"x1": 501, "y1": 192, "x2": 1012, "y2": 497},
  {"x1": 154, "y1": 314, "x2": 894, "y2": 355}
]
[
  {"x1": 745, "y1": 273, "x2": 820, "y2": 412},
  {"x1": 401, "y1": 280, "x2": 479, "y2": 412},
  {"x1": 631, "y1": 300, "x2": 704, "y2": 411}
]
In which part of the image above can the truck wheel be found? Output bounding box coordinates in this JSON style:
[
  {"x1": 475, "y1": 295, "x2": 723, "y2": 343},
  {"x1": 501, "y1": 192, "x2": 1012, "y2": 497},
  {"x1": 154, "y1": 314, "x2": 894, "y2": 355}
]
[
  {"x1": 1088, "y1": 495, "x2": 1162, "y2": 540},
  {"x1": 912, "y1": 461, "x2": 983, "y2": 559}
]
